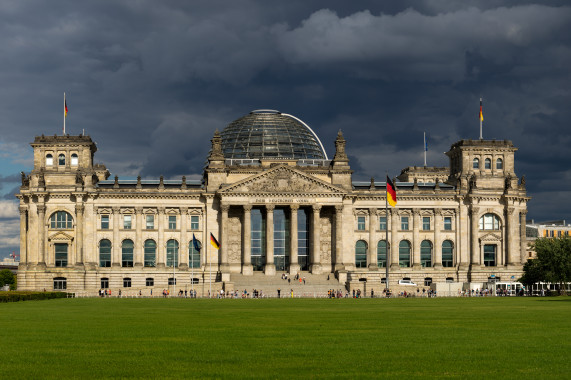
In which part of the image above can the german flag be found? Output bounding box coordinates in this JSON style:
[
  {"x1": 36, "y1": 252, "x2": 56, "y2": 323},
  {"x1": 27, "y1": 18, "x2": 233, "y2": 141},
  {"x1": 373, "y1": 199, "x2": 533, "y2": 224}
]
[
  {"x1": 210, "y1": 233, "x2": 220, "y2": 249},
  {"x1": 65, "y1": 99, "x2": 68, "y2": 118},
  {"x1": 479, "y1": 98, "x2": 484, "y2": 122},
  {"x1": 386, "y1": 176, "x2": 397, "y2": 207}
]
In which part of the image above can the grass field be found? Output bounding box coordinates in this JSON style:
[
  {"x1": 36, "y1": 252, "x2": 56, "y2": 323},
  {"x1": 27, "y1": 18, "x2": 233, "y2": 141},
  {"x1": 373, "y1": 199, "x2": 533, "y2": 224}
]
[{"x1": 1, "y1": 297, "x2": 570, "y2": 379}]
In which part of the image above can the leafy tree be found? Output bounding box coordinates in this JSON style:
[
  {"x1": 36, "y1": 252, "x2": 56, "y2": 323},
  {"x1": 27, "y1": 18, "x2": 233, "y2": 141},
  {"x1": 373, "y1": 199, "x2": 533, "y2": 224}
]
[
  {"x1": 0, "y1": 269, "x2": 17, "y2": 290},
  {"x1": 520, "y1": 237, "x2": 571, "y2": 292}
]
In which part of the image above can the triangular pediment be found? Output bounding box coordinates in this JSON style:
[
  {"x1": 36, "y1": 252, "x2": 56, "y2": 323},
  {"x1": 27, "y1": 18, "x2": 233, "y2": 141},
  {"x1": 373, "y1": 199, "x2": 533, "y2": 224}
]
[
  {"x1": 48, "y1": 231, "x2": 74, "y2": 242},
  {"x1": 219, "y1": 165, "x2": 346, "y2": 195},
  {"x1": 479, "y1": 232, "x2": 502, "y2": 242}
]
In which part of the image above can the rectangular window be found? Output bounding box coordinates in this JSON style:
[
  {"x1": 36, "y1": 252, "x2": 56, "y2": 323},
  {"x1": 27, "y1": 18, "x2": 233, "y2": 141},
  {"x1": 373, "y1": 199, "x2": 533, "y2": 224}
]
[
  {"x1": 123, "y1": 278, "x2": 132, "y2": 288},
  {"x1": 401, "y1": 216, "x2": 409, "y2": 230},
  {"x1": 251, "y1": 208, "x2": 267, "y2": 271},
  {"x1": 557, "y1": 231, "x2": 561, "y2": 237},
  {"x1": 146, "y1": 278, "x2": 154, "y2": 287},
  {"x1": 444, "y1": 217, "x2": 452, "y2": 231},
  {"x1": 146, "y1": 215, "x2": 154, "y2": 230},
  {"x1": 168, "y1": 278, "x2": 177, "y2": 286},
  {"x1": 484, "y1": 244, "x2": 496, "y2": 267},
  {"x1": 55, "y1": 243, "x2": 68, "y2": 267},
  {"x1": 379, "y1": 216, "x2": 387, "y2": 231},
  {"x1": 297, "y1": 208, "x2": 309, "y2": 271},
  {"x1": 422, "y1": 217, "x2": 431, "y2": 231},
  {"x1": 191, "y1": 215, "x2": 199, "y2": 230},
  {"x1": 168, "y1": 215, "x2": 177, "y2": 230},
  {"x1": 101, "y1": 215, "x2": 110, "y2": 230},
  {"x1": 357, "y1": 216, "x2": 366, "y2": 231},
  {"x1": 123, "y1": 215, "x2": 132, "y2": 229},
  {"x1": 53, "y1": 278, "x2": 67, "y2": 290},
  {"x1": 100, "y1": 278, "x2": 109, "y2": 289}
]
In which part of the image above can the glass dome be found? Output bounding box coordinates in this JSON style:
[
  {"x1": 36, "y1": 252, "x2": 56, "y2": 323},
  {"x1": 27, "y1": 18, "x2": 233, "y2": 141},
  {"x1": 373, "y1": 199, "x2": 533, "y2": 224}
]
[{"x1": 221, "y1": 110, "x2": 328, "y2": 160}]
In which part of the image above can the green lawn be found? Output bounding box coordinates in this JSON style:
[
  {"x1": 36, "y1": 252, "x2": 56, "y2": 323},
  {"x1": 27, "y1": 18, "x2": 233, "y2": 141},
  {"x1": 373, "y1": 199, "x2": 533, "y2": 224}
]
[{"x1": 1, "y1": 297, "x2": 570, "y2": 379}]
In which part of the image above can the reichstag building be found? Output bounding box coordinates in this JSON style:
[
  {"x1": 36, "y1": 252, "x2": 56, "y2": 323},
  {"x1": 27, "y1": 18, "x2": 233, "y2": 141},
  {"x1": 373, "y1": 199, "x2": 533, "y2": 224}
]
[{"x1": 16, "y1": 110, "x2": 530, "y2": 294}]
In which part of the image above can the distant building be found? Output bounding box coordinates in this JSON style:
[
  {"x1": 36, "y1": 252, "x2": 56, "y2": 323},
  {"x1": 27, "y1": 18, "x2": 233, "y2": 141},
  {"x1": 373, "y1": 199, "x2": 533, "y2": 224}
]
[
  {"x1": 16, "y1": 110, "x2": 530, "y2": 294},
  {"x1": 525, "y1": 220, "x2": 571, "y2": 259}
]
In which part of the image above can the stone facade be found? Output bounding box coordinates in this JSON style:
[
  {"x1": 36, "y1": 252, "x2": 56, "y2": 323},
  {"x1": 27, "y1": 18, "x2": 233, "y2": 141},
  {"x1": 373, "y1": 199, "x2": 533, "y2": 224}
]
[{"x1": 17, "y1": 126, "x2": 530, "y2": 295}]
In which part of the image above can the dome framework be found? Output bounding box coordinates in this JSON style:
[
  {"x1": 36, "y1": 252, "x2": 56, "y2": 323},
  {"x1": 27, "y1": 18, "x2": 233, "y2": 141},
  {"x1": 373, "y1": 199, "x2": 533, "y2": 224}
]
[{"x1": 221, "y1": 110, "x2": 328, "y2": 160}]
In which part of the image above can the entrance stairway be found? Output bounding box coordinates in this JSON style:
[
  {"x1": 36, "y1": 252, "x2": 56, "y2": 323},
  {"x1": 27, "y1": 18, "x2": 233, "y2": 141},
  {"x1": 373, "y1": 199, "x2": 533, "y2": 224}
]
[{"x1": 228, "y1": 272, "x2": 344, "y2": 298}]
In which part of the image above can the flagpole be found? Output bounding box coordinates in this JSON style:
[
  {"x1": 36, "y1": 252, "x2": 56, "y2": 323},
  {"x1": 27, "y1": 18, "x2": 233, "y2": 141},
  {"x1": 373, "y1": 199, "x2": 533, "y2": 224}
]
[
  {"x1": 385, "y1": 174, "x2": 390, "y2": 294},
  {"x1": 479, "y1": 98, "x2": 483, "y2": 140},
  {"x1": 423, "y1": 132, "x2": 427, "y2": 167},
  {"x1": 63, "y1": 92, "x2": 66, "y2": 135}
]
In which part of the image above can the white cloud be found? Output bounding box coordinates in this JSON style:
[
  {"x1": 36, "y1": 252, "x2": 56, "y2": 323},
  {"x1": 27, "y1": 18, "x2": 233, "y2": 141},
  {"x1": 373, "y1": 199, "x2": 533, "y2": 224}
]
[{"x1": 0, "y1": 200, "x2": 18, "y2": 218}]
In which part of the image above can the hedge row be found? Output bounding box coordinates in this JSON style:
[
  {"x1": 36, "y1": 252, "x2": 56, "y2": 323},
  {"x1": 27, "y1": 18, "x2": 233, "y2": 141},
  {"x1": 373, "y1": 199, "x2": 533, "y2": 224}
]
[{"x1": 0, "y1": 291, "x2": 70, "y2": 303}]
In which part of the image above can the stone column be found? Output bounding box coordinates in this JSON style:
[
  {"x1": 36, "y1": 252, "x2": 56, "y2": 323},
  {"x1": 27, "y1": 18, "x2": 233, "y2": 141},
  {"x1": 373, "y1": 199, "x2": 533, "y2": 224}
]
[
  {"x1": 334, "y1": 205, "x2": 345, "y2": 271},
  {"x1": 134, "y1": 207, "x2": 143, "y2": 267},
  {"x1": 289, "y1": 205, "x2": 300, "y2": 275},
  {"x1": 412, "y1": 209, "x2": 420, "y2": 268},
  {"x1": 390, "y1": 208, "x2": 399, "y2": 268},
  {"x1": 507, "y1": 207, "x2": 520, "y2": 266},
  {"x1": 242, "y1": 205, "x2": 253, "y2": 275},
  {"x1": 520, "y1": 210, "x2": 528, "y2": 264},
  {"x1": 265, "y1": 205, "x2": 276, "y2": 275},
  {"x1": 220, "y1": 204, "x2": 230, "y2": 272},
  {"x1": 75, "y1": 204, "x2": 84, "y2": 266},
  {"x1": 368, "y1": 208, "x2": 378, "y2": 270},
  {"x1": 37, "y1": 203, "x2": 47, "y2": 267},
  {"x1": 433, "y1": 209, "x2": 442, "y2": 268},
  {"x1": 112, "y1": 207, "x2": 121, "y2": 267},
  {"x1": 19, "y1": 207, "x2": 28, "y2": 267},
  {"x1": 180, "y1": 207, "x2": 188, "y2": 268},
  {"x1": 310, "y1": 205, "x2": 322, "y2": 274},
  {"x1": 157, "y1": 207, "x2": 165, "y2": 268},
  {"x1": 470, "y1": 206, "x2": 480, "y2": 268}
]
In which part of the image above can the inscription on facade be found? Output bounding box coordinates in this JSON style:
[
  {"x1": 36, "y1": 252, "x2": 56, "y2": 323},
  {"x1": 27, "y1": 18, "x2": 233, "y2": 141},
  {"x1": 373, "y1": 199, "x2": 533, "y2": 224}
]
[{"x1": 253, "y1": 199, "x2": 311, "y2": 204}]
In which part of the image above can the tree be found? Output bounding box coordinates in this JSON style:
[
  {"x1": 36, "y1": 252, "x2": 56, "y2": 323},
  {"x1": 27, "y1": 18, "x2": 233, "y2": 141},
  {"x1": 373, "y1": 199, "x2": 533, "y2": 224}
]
[
  {"x1": 520, "y1": 237, "x2": 571, "y2": 293},
  {"x1": 0, "y1": 269, "x2": 17, "y2": 290}
]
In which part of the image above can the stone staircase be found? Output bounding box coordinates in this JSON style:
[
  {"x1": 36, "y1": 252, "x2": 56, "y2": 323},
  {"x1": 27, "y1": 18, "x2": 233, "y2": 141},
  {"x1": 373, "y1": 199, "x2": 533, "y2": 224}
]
[{"x1": 227, "y1": 272, "x2": 345, "y2": 298}]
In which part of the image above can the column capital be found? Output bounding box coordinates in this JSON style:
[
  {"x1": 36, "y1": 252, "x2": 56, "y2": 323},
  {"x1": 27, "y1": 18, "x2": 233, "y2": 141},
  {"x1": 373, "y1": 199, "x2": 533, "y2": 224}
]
[
  {"x1": 412, "y1": 208, "x2": 421, "y2": 215},
  {"x1": 243, "y1": 204, "x2": 253, "y2": 212},
  {"x1": 290, "y1": 204, "x2": 300, "y2": 212},
  {"x1": 157, "y1": 207, "x2": 165, "y2": 214},
  {"x1": 369, "y1": 207, "x2": 377, "y2": 216},
  {"x1": 312, "y1": 204, "x2": 322, "y2": 212},
  {"x1": 179, "y1": 206, "x2": 188, "y2": 214},
  {"x1": 220, "y1": 204, "x2": 230, "y2": 213},
  {"x1": 75, "y1": 204, "x2": 85, "y2": 214},
  {"x1": 135, "y1": 207, "x2": 143, "y2": 214},
  {"x1": 335, "y1": 205, "x2": 344, "y2": 213},
  {"x1": 266, "y1": 204, "x2": 275, "y2": 212},
  {"x1": 37, "y1": 205, "x2": 46, "y2": 214},
  {"x1": 470, "y1": 206, "x2": 480, "y2": 215},
  {"x1": 434, "y1": 208, "x2": 442, "y2": 216},
  {"x1": 19, "y1": 206, "x2": 28, "y2": 215},
  {"x1": 112, "y1": 206, "x2": 121, "y2": 214}
]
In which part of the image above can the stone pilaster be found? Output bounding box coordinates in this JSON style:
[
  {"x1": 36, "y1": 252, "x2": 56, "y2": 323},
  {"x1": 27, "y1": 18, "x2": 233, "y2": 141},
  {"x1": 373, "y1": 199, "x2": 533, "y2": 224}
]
[
  {"x1": 433, "y1": 209, "x2": 442, "y2": 268},
  {"x1": 220, "y1": 204, "x2": 230, "y2": 272},
  {"x1": 112, "y1": 207, "x2": 121, "y2": 267},
  {"x1": 37, "y1": 203, "x2": 46, "y2": 267},
  {"x1": 289, "y1": 204, "x2": 300, "y2": 275},
  {"x1": 507, "y1": 207, "x2": 520, "y2": 266},
  {"x1": 334, "y1": 205, "x2": 345, "y2": 271},
  {"x1": 265, "y1": 204, "x2": 276, "y2": 275},
  {"x1": 134, "y1": 207, "x2": 143, "y2": 267},
  {"x1": 310, "y1": 205, "x2": 322, "y2": 274},
  {"x1": 470, "y1": 206, "x2": 480, "y2": 268},
  {"x1": 19, "y1": 207, "x2": 28, "y2": 266},
  {"x1": 180, "y1": 207, "x2": 188, "y2": 268},
  {"x1": 74, "y1": 204, "x2": 84, "y2": 266},
  {"x1": 157, "y1": 207, "x2": 165, "y2": 268},
  {"x1": 520, "y1": 210, "x2": 528, "y2": 264},
  {"x1": 368, "y1": 208, "x2": 378, "y2": 270},
  {"x1": 412, "y1": 209, "x2": 420, "y2": 268},
  {"x1": 242, "y1": 205, "x2": 253, "y2": 275},
  {"x1": 390, "y1": 208, "x2": 399, "y2": 268}
]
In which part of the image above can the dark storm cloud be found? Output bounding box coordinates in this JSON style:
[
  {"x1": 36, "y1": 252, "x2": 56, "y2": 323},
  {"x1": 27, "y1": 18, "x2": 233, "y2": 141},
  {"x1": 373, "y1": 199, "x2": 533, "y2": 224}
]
[{"x1": 0, "y1": 0, "x2": 570, "y2": 242}]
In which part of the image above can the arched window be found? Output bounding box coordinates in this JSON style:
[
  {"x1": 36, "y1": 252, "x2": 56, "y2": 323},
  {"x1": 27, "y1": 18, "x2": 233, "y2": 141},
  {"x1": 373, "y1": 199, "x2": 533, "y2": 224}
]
[
  {"x1": 46, "y1": 154, "x2": 53, "y2": 166},
  {"x1": 377, "y1": 240, "x2": 388, "y2": 268},
  {"x1": 355, "y1": 240, "x2": 367, "y2": 268},
  {"x1": 58, "y1": 154, "x2": 65, "y2": 165},
  {"x1": 479, "y1": 214, "x2": 501, "y2": 230},
  {"x1": 496, "y1": 158, "x2": 503, "y2": 170},
  {"x1": 442, "y1": 240, "x2": 454, "y2": 267},
  {"x1": 99, "y1": 239, "x2": 111, "y2": 267},
  {"x1": 399, "y1": 240, "x2": 411, "y2": 267},
  {"x1": 53, "y1": 277, "x2": 67, "y2": 290},
  {"x1": 122, "y1": 239, "x2": 134, "y2": 267},
  {"x1": 144, "y1": 240, "x2": 156, "y2": 267},
  {"x1": 71, "y1": 153, "x2": 78, "y2": 166},
  {"x1": 485, "y1": 158, "x2": 491, "y2": 169},
  {"x1": 166, "y1": 239, "x2": 179, "y2": 267},
  {"x1": 420, "y1": 240, "x2": 432, "y2": 268},
  {"x1": 189, "y1": 239, "x2": 201, "y2": 268},
  {"x1": 49, "y1": 211, "x2": 73, "y2": 229},
  {"x1": 473, "y1": 158, "x2": 479, "y2": 169}
]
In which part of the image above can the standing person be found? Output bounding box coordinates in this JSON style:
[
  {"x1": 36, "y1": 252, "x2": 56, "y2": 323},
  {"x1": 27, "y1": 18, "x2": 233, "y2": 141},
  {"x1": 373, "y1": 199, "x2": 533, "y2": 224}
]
[{"x1": 277, "y1": 289, "x2": 281, "y2": 298}]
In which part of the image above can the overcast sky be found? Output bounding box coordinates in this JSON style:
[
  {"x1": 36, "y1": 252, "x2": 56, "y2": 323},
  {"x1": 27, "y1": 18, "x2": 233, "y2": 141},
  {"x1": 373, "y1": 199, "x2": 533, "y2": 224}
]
[{"x1": 1, "y1": 1, "x2": 570, "y2": 258}]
